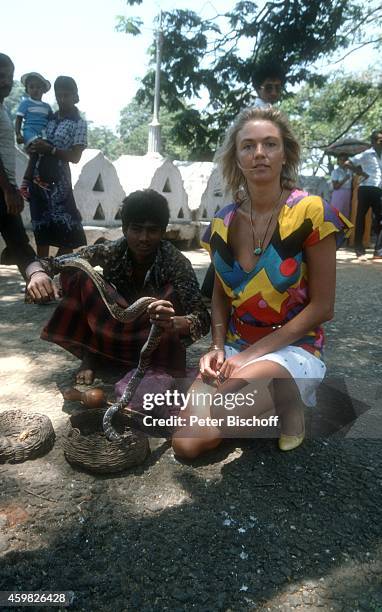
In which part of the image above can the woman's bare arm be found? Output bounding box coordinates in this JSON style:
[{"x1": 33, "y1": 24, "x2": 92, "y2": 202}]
[
  {"x1": 29, "y1": 139, "x2": 85, "y2": 163},
  {"x1": 211, "y1": 274, "x2": 231, "y2": 348},
  {"x1": 199, "y1": 273, "x2": 231, "y2": 378}
]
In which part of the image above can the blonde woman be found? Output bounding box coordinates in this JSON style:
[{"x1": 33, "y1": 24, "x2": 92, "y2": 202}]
[{"x1": 173, "y1": 107, "x2": 352, "y2": 459}]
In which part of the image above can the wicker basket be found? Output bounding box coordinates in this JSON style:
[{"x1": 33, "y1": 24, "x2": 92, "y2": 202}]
[
  {"x1": 62, "y1": 409, "x2": 150, "y2": 474},
  {"x1": 0, "y1": 410, "x2": 55, "y2": 464}
]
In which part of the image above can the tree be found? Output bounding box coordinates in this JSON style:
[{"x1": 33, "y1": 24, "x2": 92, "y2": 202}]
[
  {"x1": 117, "y1": 1, "x2": 382, "y2": 156},
  {"x1": 118, "y1": 99, "x2": 190, "y2": 160},
  {"x1": 279, "y1": 71, "x2": 382, "y2": 174},
  {"x1": 87, "y1": 125, "x2": 124, "y2": 161}
]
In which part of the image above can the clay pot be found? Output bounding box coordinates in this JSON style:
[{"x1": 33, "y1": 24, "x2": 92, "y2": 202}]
[{"x1": 62, "y1": 387, "x2": 107, "y2": 409}]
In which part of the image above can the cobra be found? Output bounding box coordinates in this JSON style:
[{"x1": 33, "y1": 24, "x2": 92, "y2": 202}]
[{"x1": 53, "y1": 256, "x2": 163, "y2": 441}]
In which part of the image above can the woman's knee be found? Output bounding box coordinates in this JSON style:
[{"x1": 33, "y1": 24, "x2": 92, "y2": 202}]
[
  {"x1": 171, "y1": 436, "x2": 220, "y2": 460},
  {"x1": 172, "y1": 437, "x2": 202, "y2": 459}
]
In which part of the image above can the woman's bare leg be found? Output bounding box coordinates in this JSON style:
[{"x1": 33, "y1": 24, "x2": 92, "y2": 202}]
[
  {"x1": 172, "y1": 360, "x2": 304, "y2": 459},
  {"x1": 271, "y1": 377, "x2": 305, "y2": 436},
  {"x1": 172, "y1": 377, "x2": 222, "y2": 459},
  {"x1": 236, "y1": 360, "x2": 304, "y2": 437}
]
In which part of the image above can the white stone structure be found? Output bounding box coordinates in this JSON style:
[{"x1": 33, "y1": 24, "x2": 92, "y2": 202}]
[
  {"x1": 114, "y1": 153, "x2": 189, "y2": 222},
  {"x1": 70, "y1": 149, "x2": 125, "y2": 226},
  {"x1": 200, "y1": 165, "x2": 232, "y2": 220},
  {"x1": 9, "y1": 142, "x2": 333, "y2": 251},
  {"x1": 174, "y1": 161, "x2": 214, "y2": 220}
]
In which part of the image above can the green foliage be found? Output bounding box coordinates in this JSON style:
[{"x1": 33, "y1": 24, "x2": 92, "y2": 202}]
[
  {"x1": 279, "y1": 71, "x2": 382, "y2": 173},
  {"x1": 117, "y1": 0, "x2": 382, "y2": 156},
  {"x1": 117, "y1": 99, "x2": 190, "y2": 160},
  {"x1": 87, "y1": 125, "x2": 124, "y2": 161},
  {"x1": 115, "y1": 15, "x2": 143, "y2": 36}
]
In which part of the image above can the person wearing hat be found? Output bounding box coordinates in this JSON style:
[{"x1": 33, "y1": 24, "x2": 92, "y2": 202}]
[
  {"x1": 15, "y1": 72, "x2": 52, "y2": 147},
  {"x1": 15, "y1": 72, "x2": 53, "y2": 201},
  {"x1": 26, "y1": 75, "x2": 87, "y2": 257}
]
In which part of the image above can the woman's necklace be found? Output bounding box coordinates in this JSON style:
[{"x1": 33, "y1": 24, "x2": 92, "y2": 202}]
[{"x1": 249, "y1": 189, "x2": 284, "y2": 256}]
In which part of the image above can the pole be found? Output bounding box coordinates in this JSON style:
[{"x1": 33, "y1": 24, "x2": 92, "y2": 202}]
[{"x1": 148, "y1": 11, "x2": 163, "y2": 154}]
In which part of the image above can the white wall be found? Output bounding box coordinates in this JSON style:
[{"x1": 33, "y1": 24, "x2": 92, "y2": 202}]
[
  {"x1": 13, "y1": 144, "x2": 332, "y2": 242},
  {"x1": 114, "y1": 153, "x2": 190, "y2": 222},
  {"x1": 71, "y1": 149, "x2": 125, "y2": 226}
]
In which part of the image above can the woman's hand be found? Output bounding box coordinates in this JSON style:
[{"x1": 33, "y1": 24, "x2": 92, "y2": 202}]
[
  {"x1": 199, "y1": 348, "x2": 225, "y2": 379},
  {"x1": 147, "y1": 299, "x2": 176, "y2": 331},
  {"x1": 27, "y1": 272, "x2": 60, "y2": 302},
  {"x1": 29, "y1": 139, "x2": 53, "y2": 155},
  {"x1": 218, "y1": 350, "x2": 253, "y2": 380}
]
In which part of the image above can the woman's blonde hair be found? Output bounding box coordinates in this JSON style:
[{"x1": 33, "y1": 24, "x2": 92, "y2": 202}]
[{"x1": 215, "y1": 107, "x2": 300, "y2": 199}]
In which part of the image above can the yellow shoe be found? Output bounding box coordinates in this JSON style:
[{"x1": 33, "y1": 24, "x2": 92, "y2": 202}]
[{"x1": 278, "y1": 432, "x2": 305, "y2": 451}]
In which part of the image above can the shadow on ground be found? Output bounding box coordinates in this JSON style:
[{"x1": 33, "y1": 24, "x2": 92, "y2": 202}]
[{"x1": 0, "y1": 433, "x2": 381, "y2": 611}]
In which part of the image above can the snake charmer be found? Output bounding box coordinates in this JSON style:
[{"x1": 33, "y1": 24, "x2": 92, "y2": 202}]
[{"x1": 26, "y1": 189, "x2": 210, "y2": 383}]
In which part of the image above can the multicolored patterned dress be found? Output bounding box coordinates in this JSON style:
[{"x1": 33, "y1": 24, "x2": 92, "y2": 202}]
[
  {"x1": 29, "y1": 109, "x2": 87, "y2": 248},
  {"x1": 201, "y1": 189, "x2": 352, "y2": 361}
]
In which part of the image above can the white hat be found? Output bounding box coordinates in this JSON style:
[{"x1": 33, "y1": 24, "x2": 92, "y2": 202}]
[{"x1": 21, "y1": 72, "x2": 51, "y2": 93}]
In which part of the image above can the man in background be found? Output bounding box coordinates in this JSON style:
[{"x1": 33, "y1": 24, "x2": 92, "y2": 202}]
[
  {"x1": 0, "y1": 53, "x2": 36, "y2": 278},
  {"x1": 346, "y1": 130, "x2": 382, "y2": 263},
  {"x1": 251, "y1": 61, "x2": 285, "y2": 109}
]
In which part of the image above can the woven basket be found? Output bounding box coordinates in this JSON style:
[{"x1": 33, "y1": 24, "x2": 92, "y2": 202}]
[
  {"x1": 0, "y1": 410, "x2": 55, "y2": 464},
  {"x1": 63, "y1": 409, "x2": 150, "y2": 474}
]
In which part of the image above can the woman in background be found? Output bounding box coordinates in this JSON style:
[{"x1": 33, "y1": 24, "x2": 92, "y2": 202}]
[
  {"x1": 28, "y1": 76, "x2": 87, "y2": 257},
  {"x1": 330, "y1": 153, "x2": 352, "y2": 219}
]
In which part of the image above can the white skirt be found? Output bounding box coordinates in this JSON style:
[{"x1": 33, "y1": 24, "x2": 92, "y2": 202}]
[{"x1": 224, "y1": 345, "x2": 326, "y2": 407}]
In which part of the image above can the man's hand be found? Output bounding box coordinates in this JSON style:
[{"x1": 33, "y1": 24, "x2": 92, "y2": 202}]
[
  {"x1": 4, "y1": 188, "x2": 24, "y2": 215},
  {"x1": 147, "y1": 299, "x2": 176, "y2": 331},
  {"x1": 16, "y1": 134, "x2": 24, "y2": 145},
  {"x1": 27, "y1": 272, "x2": 60, "y2": 303}
]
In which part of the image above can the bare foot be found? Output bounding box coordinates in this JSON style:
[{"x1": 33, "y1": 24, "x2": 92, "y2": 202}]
[{"x1": 76, "y1": 353, "x2": 96, "y2": 385}]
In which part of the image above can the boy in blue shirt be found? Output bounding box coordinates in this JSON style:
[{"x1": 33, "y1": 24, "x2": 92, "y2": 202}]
[
  {"x1": 15, "y1": 72, "x2": 53, "y2": 199},
  {"x1": 15, "y1": 71, "x2": 52, "y2": 146}
]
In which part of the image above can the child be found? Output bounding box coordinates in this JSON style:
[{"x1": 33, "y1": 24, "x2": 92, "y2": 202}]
[{"x1": 15, "y1": 72, "x2": 53, "y2": 199}]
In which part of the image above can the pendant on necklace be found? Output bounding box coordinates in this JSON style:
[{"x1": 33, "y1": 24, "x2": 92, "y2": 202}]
[{"x1": 254, "y1": 246, "x2": 262, "y2": 256}]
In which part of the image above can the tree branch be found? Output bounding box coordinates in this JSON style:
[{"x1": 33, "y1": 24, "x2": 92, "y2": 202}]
[
  {"x1": 330, "y1": 38, "x2": 382, "y2": 64},
  {"x1": 312, "y1": 93, "x2": 380, "y2": 175}
]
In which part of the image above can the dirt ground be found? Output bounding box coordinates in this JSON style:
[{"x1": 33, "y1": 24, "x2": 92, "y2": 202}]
[{"x1": 0, "y1": 248, "x2": 381, "y2": 612}]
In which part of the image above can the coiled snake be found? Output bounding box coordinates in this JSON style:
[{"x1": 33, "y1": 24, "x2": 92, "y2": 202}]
[{"x1": 55, "y1": 256, "x2": 162, "y2": 441}]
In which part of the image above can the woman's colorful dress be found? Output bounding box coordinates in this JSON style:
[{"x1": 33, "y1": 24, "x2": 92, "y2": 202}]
[
  {"x1": 201, "y1": 189, "x2": 352, "y2": 405},
  {"x1": 29, "y1": 110, "x2": 87, "y2": 248}
]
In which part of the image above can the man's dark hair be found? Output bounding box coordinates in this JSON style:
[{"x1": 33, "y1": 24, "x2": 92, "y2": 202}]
[
  {"x1": 121, "y1": 189, "x2": 170, "y2": 229},
  {"x1": 0, "y1": 53, "x2": 14, "y2": 69},
  {"x1": 371, "y1": 130, "x2": 382, "y2": 143},
  {"x1": 251, "y1": 61, "x2": 286, "y2": 89}
]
